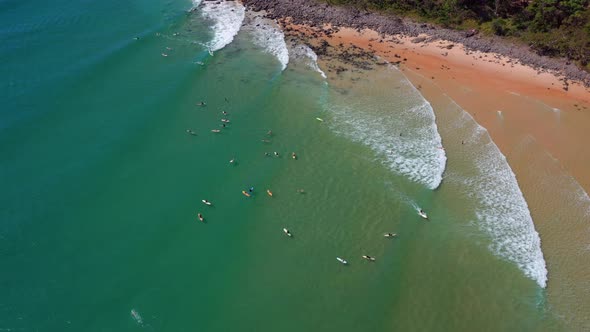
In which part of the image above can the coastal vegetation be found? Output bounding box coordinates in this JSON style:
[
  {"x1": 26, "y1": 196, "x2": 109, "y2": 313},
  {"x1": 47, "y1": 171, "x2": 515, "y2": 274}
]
[{"x1": 322, "y1": 0, "x2": 590, "y2": 70}]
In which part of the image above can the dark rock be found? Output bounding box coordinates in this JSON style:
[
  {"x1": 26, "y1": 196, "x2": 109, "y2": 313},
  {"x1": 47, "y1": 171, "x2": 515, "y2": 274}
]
[{"x1": 241, "y1": 0, "x2": 590, "y2": 86}]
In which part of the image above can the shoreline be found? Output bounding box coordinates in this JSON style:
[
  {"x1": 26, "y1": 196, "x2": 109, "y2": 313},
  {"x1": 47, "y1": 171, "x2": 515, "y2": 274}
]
[
  {"x1": 277, "y1": 21, "x2": 590, "y2": 193},
  {"x1": 237, "y1": 1, "x2": 590, "y2": 328},
  {"x1": 247, "y1": 4, "x2": 590, "y2": 329},
  {"x1": 274, "y1": 19, "x2": 590, "y2": 331},
  {"x1": 242, "y1": 0, "x2": 590, "y2": 88}
]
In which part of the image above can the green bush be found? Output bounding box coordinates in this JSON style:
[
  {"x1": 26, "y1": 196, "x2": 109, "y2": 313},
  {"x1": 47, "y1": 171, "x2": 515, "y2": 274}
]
[{"x1": 318, "y1": 0, "x2": 590, "y2": 71}]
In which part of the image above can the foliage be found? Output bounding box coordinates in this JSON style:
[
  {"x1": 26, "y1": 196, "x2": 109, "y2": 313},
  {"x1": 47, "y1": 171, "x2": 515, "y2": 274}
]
[{"x1": 320, "y1": 0, "x2": 590, "y2": 68}]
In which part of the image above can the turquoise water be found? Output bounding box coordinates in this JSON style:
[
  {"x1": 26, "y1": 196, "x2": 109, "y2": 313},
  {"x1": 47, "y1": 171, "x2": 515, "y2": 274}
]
[{"x1": 0, "y1": 0, "x2": 566, "y2": 330}]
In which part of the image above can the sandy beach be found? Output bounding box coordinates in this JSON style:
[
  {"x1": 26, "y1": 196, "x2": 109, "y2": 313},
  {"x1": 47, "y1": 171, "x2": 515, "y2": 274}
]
[{"x1": 277, "y1": 21, "x2": 590, "y2": 330}]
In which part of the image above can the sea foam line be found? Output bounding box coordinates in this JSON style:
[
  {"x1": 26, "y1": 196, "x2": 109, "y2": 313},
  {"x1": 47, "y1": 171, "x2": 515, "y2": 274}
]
[
  {"x1": 444, "y1": 97, "x2": 548, "y2": 288},
  {"x1": 325, "y1": 68, "x2": 446, "y2": 190},
  {"x1": 290, "y1": 44, "x2": 327, "y2": 78},
  {"x1": 199, "y1": 0, "x2": 245, "y2": 53},
  {"x1": 243, "y1": 13, "x2": 289, "y2": 71}
]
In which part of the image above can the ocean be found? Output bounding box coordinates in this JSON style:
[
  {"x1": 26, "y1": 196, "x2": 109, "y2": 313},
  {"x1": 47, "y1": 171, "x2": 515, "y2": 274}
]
[{"x1": 0, "y1": 0, "x2": 572, "y2": 330}]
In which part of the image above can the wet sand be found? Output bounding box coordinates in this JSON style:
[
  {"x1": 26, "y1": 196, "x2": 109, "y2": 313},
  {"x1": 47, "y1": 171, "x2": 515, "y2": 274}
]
[{"x1": 281, "y1": 22, "x2": 590, "y2": 330}]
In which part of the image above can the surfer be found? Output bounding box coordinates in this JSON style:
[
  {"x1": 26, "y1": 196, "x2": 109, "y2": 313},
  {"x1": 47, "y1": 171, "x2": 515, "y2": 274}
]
[
  {"x1": 274, "y1": 151, "x2": 279, "y2": 157},
  {"x1": 198, "y1": 213, "x2": 204, "y2": 222},
  {"x1": 197, "y1": 101, "x2": 206, "y2": 106},
  {"x1": 267, "y1": 130, "x2": 273, "y2": 136},
  {"x1": 229, "y1": 158, "x2": 235, "y2": 164},
  {"x1": 292, "y1": 152, "x2": 297, "y2": 160},
  {"x1": 248, "y1": 187, "x2": 254, "y2": 193},
  {"x1": 265, "y1": 152, "x2": 271, "y2": 157},
  {"x1": 296, "y1": 189, "x2": 305, "y2": 194},
  {"x1": 186, "y1": 129, "x2": 197, "y2": 136},
  {"x1": 384, "y1": 233, "x2": 397, "y2": 238},
  {"x1": 418, "y1": 209, "x2": 428, "y2": 219},
  {"x1": 222, "y1": 111, "x2": 228, "y2": 115},
  {"x1": 362, "y1": 255, "x2": 376, "y2": 261}
]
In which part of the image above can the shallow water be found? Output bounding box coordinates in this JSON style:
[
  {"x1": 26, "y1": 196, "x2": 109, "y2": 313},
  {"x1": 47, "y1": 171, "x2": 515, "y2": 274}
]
[{"x1": 0, "y1": 0, "x2": 575, "y2": 330}]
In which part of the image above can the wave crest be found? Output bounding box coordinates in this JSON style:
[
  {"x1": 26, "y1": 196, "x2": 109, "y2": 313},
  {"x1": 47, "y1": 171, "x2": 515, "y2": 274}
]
[
  {"x1": 243, "y1": 13, "x2": 289, "y2": 70},
  {"x1": 200, "y1": 1, "x2": 245, "y2": 52}
]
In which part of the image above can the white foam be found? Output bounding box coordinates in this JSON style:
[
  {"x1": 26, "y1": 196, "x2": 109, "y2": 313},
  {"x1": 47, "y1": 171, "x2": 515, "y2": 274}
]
[
  {"x1": 200, "y1": 1, "x2": 245, "y2": 52},
  {"x1": 290, "y1": 44, "x2": 327, "y2": 78},
  {"x1": 191, "y1": 0, "x2": 203, "y2": 8},
  {"x1": 244, "y1": 14, "x2": 289, "y2": 71},
  {"x1": 130, "y1": 309, "x2": 143, "y2": 325},
  {"x1": 445, "y1": 99, "x2": 548, "y2": 288},
  {"x1": 325, "y1": 70, "x2": 446, "y2": 189}
]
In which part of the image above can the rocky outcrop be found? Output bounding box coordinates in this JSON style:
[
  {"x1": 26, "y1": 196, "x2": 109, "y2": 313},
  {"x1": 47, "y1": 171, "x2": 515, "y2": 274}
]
[{"x1": 241, "y1": 0, "x2": 590, "y2": 86}]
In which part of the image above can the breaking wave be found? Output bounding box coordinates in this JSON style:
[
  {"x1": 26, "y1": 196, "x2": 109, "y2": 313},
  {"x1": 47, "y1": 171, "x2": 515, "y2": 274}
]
[
  {"x1": 243, "y1": 13, "x2": 289, "y2": 71},
  {"x1": 198, "y1": 0, "x2": 245, "y2": 53},
  {"x1": 289, "y1": 44, "x2": 327, "y2": 78},
  {"x1": 444, "y1": 98, "x2": 548, "y2": 288},
  {"x1": 325, "y1": 68, "x2": 446, "y2": 189}
]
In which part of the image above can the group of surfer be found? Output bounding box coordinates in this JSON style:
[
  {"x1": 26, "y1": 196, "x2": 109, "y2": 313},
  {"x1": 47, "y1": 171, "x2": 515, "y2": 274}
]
[{"x1": 192, "y1": 100, "x2": 430, "y2": 267}]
